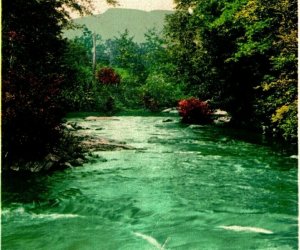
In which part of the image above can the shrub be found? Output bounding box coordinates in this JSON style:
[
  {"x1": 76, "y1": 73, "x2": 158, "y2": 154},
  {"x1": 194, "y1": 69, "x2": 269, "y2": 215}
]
[
  {"x1": 96, "y1": 67, "x2": 121, "y2": 85},
  {"x1": 178, "y1": 97, "x2": 212, "y2": 124},
  {"x1": 140, "y1": 73, "x2": 184, "y2": 111}
]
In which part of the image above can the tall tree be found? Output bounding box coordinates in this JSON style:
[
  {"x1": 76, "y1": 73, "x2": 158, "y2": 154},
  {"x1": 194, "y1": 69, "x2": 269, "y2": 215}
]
[
  {"x1": 165, "y1": 0, "x2": 297, "y2": 140},
  {"x1": 106, "y1": 30, "x2": 145, "y2": 77},
  {"x1": 2, "y1": 0, "x2": 116, "y2": 165},
  {"x1": 234, "y1": 0, "x2": 297, "y2": 140}
]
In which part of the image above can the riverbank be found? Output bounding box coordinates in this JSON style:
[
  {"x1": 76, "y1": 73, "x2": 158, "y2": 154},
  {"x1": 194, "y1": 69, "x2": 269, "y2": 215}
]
[{"x1": 2, "y1": 115, "x2": 138, "y2": 173}]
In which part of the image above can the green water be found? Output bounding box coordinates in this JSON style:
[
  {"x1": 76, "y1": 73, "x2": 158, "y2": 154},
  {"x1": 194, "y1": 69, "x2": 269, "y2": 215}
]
[{"x1": 2, "y1": 115, "x2": 298, "y2": 250}]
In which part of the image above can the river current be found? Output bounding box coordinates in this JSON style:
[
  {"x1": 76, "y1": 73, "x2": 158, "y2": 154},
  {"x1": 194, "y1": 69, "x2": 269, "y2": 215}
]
[{"x1": 2, "y1": 115, "x2": 298, "y2": 249}]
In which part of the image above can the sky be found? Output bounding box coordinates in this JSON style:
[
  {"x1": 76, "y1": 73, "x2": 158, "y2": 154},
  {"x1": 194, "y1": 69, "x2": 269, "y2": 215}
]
[{"x1": 92, "y1": 0, "x2": 175, "y2": 14}]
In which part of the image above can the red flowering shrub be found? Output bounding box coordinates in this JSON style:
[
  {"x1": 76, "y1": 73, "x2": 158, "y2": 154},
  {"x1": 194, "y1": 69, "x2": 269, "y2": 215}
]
[
  {"x1": 96, "y1": 67, "x2": 121, "y2": 85},
  {"x1": 178, "y1": 97, "x2": 212, "y2": 124}
]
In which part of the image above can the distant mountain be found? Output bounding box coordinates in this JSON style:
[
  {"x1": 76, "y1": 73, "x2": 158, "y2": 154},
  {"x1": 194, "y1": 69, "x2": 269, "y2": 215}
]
[{"x1": 64, "y1": 8, "x2": 174, "y2": 43}]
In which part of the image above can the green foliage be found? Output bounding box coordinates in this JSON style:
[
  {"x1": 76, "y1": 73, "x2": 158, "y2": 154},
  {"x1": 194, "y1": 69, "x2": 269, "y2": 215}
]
[
  {"x1": 234, "y1": 0, "x2": 297, "y2": 140},
  {"x1": 2, "y1": 0, "x2": 82, "y2": 161},
  {"x1": 2, "y1": 0, "x2": 115, "y2": 166},
  {"x1": 106, "y1": 30, "x2": 145, "y2": 79},
  {"x1": 140, "y1": 73, "x2": 184, "y2": 111},
  {"x1": 165, "y1": 0, "x2": 297, "y2": 141},
  {"x1": 62, "y1": 25, "x2": 181, "y2": 113},
  {"x1": 60, "y1": 40, "x2": 94, "y2": 111}
]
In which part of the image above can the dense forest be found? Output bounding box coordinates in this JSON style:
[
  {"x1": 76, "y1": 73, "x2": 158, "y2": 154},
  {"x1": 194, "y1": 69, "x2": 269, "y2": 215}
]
[
  {"x1": 166, "y1": 0, "x2": 297, "y2": 141},
  {"x1": 2, "y1": 0, "x2": 297, "y2": 170}
]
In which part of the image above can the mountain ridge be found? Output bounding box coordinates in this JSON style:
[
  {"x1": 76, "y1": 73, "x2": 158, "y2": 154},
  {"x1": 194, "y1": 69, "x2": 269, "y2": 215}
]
[{"x1": 64, "y1": 8, "x2": 174, "y2": 43}]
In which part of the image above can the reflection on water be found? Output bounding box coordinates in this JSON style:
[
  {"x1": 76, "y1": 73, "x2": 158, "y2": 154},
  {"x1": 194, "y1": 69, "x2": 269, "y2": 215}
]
[{"x1": 2, "y1": 115, "x2": 298, "y2": 250}]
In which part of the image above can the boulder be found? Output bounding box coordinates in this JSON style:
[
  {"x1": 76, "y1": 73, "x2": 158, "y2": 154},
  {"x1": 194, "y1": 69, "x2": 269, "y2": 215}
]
[
  {"x1": 213, "y1": 116, "x2": 231, "y2": 124},
  {"x1": 62, "y1": 162, "x2": 73, "y2": 169},
  {"x1": 71, "y1": 158, "x2": 85, "y2": 166},
  {"x1": 29, "y1": 162, "x2": 44, "y2": 173},
  {"x1": 213, "y1": 109, "x2": 229, "y2": 116},
  {"x1": 45, "y1": 153, "x2": 61, "y2": 163},
  {"x1": 212, "y1": 109, "x2": 231, "y2": 125},
  {"x1": 64, "y1": 124, "x2": 75, "y2": 131}
]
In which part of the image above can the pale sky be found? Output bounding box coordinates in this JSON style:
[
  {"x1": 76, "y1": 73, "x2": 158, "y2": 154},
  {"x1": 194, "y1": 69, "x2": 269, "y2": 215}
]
[{"x1": 93, "y1": 0, "x2": 175, "y2": 14}]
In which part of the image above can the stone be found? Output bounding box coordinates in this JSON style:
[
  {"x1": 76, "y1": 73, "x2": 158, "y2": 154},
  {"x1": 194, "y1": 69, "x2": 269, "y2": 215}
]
[
  {"x1": 213, "y1": 116, "x2": 231, "y2": 125},
  {"x1": 43, "y1": 161, "x2": 55, "y2": 171},
  {"x1": 10, "y1": 164, "x2": 20, "y2": 171},
  {"x1": 29, "y1": 162, "x2": 44, "y2": 173},
  {"x1": 63, "y1": 162, "x2": 73, "y2": 168},
  {"x1": 213, "y1": 109, "x2": 229, "y2": 116},
  {"x1": 64, "y1": 124, "x2": 75, "y2": 131},
  {"x1": 71, "y1": 158, "x2": 85, "y2": 166},
  {"x1": 85, "y1": 116, "x2": 120, "y2": 121},
  {"x1": 45, "y1": 153, "x2": 60, "y2": 163}
]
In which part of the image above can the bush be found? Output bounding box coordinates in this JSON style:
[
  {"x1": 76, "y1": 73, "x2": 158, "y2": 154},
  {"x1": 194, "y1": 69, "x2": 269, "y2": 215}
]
[
  {"x1": 96, "y1": 67, "x2": 121, "y2": 85},
  {"x1": 140, "y1": 73, "x2": 184, "y2": 111},
  {"x1": 271, "y1": 101, "x2": 297, "y2": 141},
  {"x1": 178, "y1": 97, "x2": 212, "y2": 124}
]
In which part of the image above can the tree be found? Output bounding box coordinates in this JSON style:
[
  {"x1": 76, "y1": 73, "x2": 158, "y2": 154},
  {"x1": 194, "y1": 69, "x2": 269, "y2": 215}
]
[
  {"x1": 140, "y1": 28, "x2": 168, "y2": 73},
  {"x1": 105, "y1": 30, "x2": 145, "y2": 77},
  {"x1": 74, "y1": 26, "x2": 109, "y2": 66},
  {"x1": 165, "y1": 0, "x2": 297, "y2": 141},
  {"x1": 2, "y1": 0, "x2": 116, "y2": 166},
  {"x1": 234, "y1": 0, "x2": 297, "y2": 140}
]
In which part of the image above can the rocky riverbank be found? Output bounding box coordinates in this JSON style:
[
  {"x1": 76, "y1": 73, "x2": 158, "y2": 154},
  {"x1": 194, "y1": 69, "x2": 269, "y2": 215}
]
[
  {"x1": 4, "y1": 109, "x2": 231, "y2": 173},
  {"x1": 3, "y1": 116, "x2": 135, "y2": 173}
]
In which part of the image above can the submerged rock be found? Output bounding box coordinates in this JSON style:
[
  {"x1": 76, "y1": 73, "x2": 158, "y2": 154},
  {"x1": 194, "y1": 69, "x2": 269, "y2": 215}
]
[
  {"x1": 163, "y1": 119, "x2": 173, "y2": 123},
  {"x1": 213, "y1": 109, "x2": 229, "y2": 116},
  {"x1": 71, "y1": 158, "x2": 85, "y2": 166},
  {"x1": 81, "y1": 138, "x2": 135, "y2": 151}
]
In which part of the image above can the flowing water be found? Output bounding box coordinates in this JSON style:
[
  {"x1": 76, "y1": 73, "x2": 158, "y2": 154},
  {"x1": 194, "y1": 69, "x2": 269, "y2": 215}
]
[{"x1": 2, "y1": 115, "x2": 298, "y2": 250}]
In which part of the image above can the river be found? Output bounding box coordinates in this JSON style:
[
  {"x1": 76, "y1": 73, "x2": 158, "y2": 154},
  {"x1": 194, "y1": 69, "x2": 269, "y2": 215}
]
[{"x1": 2, "y1": 114, "x2": 298, "y2": 249}]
